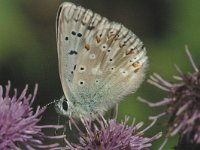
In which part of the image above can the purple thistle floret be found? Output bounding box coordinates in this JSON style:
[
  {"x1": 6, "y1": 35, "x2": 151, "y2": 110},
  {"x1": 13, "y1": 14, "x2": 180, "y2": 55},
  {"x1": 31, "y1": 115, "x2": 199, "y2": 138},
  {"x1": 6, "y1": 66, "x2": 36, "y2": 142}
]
[
  {"x1": 139, "y1": 47, "x2": 200, "y2": 147},
  {"x1": 65, "y1": 114, "x2": 161, "y2": 150},
  {"x1": 0, "y1": 81, "x2": 65, "y2": 150}
]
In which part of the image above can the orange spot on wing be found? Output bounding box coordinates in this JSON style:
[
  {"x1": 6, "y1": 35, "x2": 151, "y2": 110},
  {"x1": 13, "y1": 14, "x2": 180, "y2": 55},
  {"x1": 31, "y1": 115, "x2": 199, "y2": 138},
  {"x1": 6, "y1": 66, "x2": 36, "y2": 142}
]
[
  {"x1": 119, "y1": 42, "x2": 126, "y2": 48},
  {"x1": 85, "y1": 44, "x2": 90, "y2": 50},
  {"x1": 132, "y1": 62, "x2": 140, "y2": 68},
  {"x1": 107, "y1": 33, "x2": 115, "y2": 39},
  {"x1": 126, "y1": 49, "x2": 134, "y2": 55},
  {"x1": 96, "y1": 36, "x2": 101, "y2": 43}
]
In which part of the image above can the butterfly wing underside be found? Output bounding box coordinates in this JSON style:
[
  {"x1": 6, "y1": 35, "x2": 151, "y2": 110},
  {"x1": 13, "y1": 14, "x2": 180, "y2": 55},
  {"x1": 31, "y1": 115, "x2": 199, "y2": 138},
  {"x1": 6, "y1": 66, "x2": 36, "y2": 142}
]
[{"x1": 56, "y1": 2, "x2": 148, "y2": 117}]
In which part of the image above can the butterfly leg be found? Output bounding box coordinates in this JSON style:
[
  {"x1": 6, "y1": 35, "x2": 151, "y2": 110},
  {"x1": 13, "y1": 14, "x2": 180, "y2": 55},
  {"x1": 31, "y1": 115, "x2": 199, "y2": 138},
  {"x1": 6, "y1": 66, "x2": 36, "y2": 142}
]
[
  {"x1": 110, "y1": 104, "x2": 119, "y2": 120},
  {"x1": 54, "y1": 115, "x2": 61, "y2": 136}
]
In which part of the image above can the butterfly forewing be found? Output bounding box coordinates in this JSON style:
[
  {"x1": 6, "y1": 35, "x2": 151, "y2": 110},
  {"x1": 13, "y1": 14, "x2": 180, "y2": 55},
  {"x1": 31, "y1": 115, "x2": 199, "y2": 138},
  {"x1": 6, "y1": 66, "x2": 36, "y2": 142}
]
[{"x1": 56, "y1": 3, "x2": 108, "y2": 95}]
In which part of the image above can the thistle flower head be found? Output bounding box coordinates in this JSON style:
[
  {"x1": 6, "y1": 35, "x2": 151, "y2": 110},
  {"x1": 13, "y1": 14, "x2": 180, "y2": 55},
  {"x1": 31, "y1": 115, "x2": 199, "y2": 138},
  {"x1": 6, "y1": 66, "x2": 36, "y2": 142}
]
[
  {"x1": 65, "y1": 113, "x2": 161, "y2": 150},
  {"x1": 0, "y1": 81, "x2": 65, "y2": 150},
  {"x1": 139, "y1": 48, "x2": 200, "y2": 145}
]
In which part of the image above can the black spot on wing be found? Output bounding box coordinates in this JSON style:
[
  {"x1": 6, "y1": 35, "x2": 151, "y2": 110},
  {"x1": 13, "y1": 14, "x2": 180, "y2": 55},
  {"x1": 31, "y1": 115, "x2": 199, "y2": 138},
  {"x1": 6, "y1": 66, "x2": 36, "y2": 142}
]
[
  {"x1": 87, "y1": 26, "x2": 95, "y2": 30},
  {"x1": 71, "y1": 31, "x2": 76, "y2": 35},
  {"x1": 74, "y1": 65, "x2": 77, "y2": 70},
  {"x1": 69, "y1": 50, "x2": 78, "y2": 55},
  {"x1": 81, "y1": 21, "x2": 86, "y2": 26},
  {"x1": 77, "y1": 33, "x2": 82, "y2": 37}
]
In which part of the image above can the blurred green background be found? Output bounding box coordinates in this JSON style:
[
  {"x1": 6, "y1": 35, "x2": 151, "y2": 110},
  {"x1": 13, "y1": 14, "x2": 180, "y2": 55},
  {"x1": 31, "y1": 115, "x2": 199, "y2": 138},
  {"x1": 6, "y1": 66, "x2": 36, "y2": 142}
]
[{"x1": 0, "y1": 0, "x2": 200, "y2": 149}]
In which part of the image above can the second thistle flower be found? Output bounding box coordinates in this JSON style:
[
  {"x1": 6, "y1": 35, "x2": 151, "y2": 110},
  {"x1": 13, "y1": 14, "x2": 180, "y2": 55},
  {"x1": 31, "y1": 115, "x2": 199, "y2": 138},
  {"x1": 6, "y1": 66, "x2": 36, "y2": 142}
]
[{"x1": 139, "y1": 48, "x2": 200, "y2": 145}]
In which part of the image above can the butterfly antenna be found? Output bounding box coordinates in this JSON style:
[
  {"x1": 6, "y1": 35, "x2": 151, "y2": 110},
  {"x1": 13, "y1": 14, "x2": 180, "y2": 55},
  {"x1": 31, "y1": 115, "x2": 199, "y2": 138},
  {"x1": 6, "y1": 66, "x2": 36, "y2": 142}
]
[
  {"x1": 43, "y1": 99, "x2": 60, "y2": 108},
  {"x1": 43, "y1": 98, "x2": 63, "y2": 135}
]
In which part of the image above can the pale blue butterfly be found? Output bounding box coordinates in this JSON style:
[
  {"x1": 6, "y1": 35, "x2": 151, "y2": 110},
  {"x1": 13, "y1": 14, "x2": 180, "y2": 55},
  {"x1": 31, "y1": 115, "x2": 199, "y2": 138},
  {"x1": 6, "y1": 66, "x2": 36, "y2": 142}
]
[{"x1": 55, "y1": 2, "x2": 148, "y2": 119}]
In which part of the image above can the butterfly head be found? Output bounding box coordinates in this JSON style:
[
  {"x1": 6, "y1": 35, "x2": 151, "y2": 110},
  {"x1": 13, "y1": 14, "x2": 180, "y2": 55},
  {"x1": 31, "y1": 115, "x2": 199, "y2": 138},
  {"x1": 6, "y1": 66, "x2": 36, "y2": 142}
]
[
  {"x1": 54, "y1": 96, "x2": 71, "y2": 117},
  {"x1": 54, "y1": 96, "x2": 86, "y2": 118}
]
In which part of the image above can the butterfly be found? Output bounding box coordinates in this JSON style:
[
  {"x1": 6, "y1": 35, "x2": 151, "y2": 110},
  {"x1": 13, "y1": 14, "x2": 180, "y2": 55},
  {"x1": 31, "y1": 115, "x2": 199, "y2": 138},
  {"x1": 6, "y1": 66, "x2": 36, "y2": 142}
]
[{"x1": 55, "y1": 2, "x2": 148, "y2": 119}]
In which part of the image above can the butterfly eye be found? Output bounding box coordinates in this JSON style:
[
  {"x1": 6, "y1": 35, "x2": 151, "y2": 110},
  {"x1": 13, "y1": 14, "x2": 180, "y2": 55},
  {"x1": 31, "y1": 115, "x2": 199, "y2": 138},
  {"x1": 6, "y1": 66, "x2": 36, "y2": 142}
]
[{"x1": 62, "y1": 100, "x2": 68, "y2": 111}]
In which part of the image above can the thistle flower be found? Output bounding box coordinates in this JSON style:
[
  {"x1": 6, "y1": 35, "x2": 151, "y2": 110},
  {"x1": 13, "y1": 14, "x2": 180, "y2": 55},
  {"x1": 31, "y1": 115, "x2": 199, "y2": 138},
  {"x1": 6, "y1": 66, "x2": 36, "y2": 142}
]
[
  {"x1": 139, "y1": 47, "x2": 200, "y2": 148},
  {"x1": 64, "y1": 112, "x2": 162, "y2": 150},
  {"x1": 0, "y1": 81, "x2": 65, "y2": 150}
]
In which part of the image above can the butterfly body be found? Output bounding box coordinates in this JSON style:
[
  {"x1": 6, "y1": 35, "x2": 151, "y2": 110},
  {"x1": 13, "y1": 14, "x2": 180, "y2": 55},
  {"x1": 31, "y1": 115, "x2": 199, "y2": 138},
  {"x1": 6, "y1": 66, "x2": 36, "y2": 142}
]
[{"x1": 55, "y1": 2, "x2": 148, "y2": 118}]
